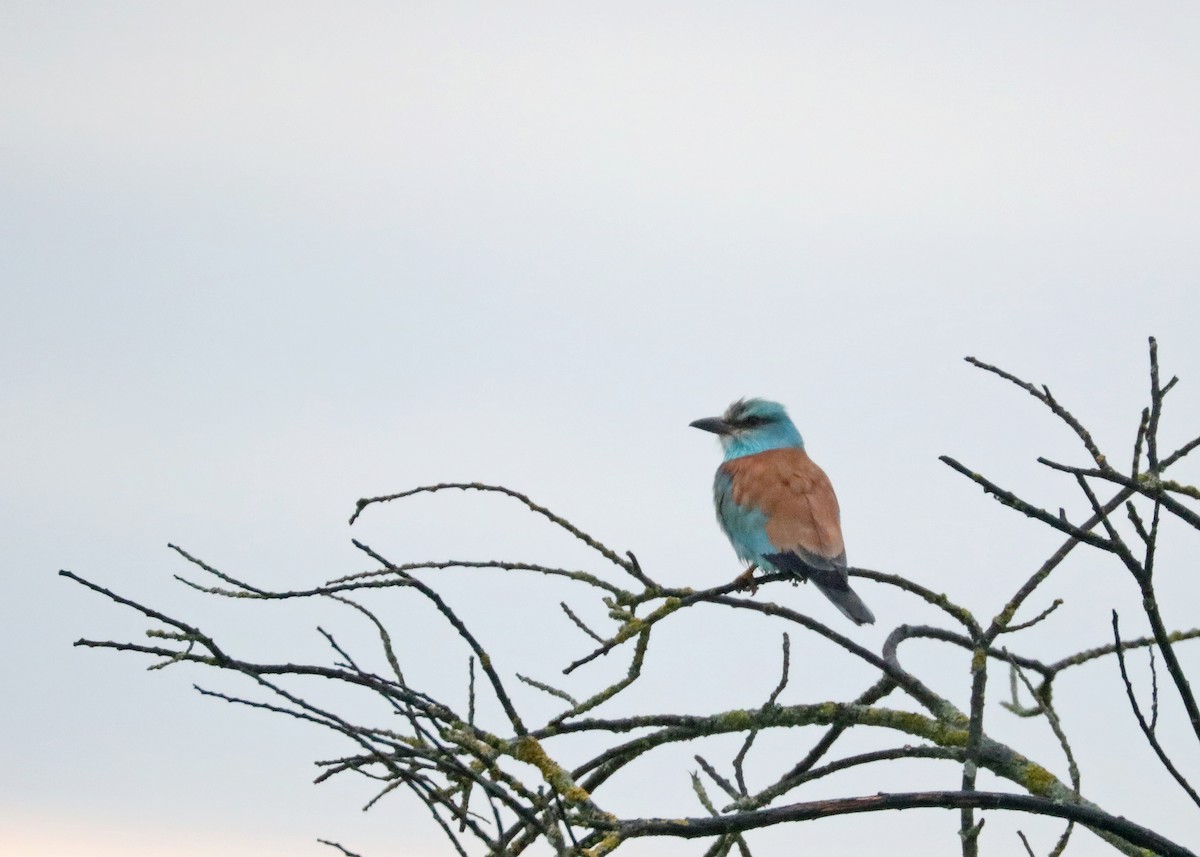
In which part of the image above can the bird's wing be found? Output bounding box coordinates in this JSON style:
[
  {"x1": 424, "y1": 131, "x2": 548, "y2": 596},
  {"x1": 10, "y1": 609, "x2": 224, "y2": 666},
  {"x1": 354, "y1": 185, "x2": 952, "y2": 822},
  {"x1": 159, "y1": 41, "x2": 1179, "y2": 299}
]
[{"x1": 720, "y1": 447, "x2": 846, "y2": 571}]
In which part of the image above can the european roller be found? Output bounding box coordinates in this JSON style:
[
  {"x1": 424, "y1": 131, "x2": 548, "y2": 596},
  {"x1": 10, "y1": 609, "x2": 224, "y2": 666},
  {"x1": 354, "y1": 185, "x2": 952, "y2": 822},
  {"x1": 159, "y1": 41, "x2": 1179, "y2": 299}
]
[{"x1": 691, "y1": 398, "x2": 875, "y2": 625}]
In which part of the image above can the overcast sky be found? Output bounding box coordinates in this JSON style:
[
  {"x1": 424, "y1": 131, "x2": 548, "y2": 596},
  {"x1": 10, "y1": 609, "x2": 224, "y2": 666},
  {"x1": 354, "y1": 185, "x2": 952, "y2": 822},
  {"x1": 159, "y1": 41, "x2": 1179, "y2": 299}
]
[{"x1": 4, "y1": 3, "x2": 1200, "y2": 855}]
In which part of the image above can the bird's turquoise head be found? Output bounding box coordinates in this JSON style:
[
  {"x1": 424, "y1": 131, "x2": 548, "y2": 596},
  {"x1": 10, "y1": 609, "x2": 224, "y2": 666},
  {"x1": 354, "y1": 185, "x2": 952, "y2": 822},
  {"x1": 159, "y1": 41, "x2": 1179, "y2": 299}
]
[{"x1": 690, "y1": 398, "x2": 804, "y2": 459}]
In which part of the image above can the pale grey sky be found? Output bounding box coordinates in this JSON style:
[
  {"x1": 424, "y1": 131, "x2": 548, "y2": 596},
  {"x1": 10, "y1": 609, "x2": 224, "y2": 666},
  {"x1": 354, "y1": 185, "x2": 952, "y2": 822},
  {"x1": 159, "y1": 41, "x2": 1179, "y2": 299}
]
[{"x1": 4, "y1": 3, "x2": 1200, "y2": 855}]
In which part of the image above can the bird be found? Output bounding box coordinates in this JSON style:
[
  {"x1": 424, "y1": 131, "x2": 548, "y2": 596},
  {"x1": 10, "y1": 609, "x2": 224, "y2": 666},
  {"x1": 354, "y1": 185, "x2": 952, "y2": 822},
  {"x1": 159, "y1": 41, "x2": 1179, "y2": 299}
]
[{"x1": 690, "y1": 397, "x2": 875, "y2": 625}]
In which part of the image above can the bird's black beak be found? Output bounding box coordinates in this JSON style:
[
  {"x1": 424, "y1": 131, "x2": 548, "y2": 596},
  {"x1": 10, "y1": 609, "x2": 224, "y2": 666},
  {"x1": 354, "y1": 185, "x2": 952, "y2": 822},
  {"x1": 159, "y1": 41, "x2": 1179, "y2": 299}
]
[{"x1": 690, "y1": 416, "x2": 731, "y2": 435}]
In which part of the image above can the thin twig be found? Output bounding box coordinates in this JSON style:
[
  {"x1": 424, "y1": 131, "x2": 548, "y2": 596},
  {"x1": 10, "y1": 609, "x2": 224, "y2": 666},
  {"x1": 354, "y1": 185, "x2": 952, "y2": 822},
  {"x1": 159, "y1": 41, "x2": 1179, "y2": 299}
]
[
  {"x1": 518, "y1": 674, "x2": 579, "y2": 706},
  {"x1": 1016, "y1": 830, "x2": 1037, "y2": 857},
  {"x1": 1037, "y1": 459, "x2": 1200, "y2": 532},
  {"x1": 330, "y1": 558, "x2": 627, "y2": 598},
  {"x1": 349, "y1": 482, "x2": 635, "y2": 573},
  {"x1": 696, "y1": 755, "x2": 741, "y2": 801},
  {"x1": 1000, "y1": 600, "x2": 1062, "y2": 635},
  {"x1": 964, "y1": 356, "x2": 1108, "y2": 469},
  {"x1": 733, "y1": 633, "x2": 791, "y2": 795},
  {"x1": 938, "y1": 458, "x2": 1114, "y2": 552},
  {"x1": 352, "y1": 539, "x2": 529, "y2": 736},
  {"x1": 1111, "y1": 612, "x2": 1200, "y2": 808},
  {"x1": 560, "y1": 601, "x2": 606, "y2": 644}
]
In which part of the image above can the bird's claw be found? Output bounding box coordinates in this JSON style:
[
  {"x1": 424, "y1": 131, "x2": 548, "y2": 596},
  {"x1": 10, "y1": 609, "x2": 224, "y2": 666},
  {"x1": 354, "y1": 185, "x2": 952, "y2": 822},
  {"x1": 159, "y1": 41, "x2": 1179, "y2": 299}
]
[{"x1": 734, "y1": 564, "x2": 760, "y2": 595}]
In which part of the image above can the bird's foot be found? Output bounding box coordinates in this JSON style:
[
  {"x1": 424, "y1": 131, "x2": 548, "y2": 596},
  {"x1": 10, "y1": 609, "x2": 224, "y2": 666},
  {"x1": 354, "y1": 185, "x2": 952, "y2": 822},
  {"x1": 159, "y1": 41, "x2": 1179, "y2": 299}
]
[{"x1": 734, "y1": 564, "x2": 760, "y2": 595}]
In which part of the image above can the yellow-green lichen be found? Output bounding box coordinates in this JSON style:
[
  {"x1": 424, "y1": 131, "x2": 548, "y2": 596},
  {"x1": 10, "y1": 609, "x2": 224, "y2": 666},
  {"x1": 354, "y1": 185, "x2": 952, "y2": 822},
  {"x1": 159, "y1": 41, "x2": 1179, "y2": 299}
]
[
  {"x1": 884, "y1": 710, "x2": 935, "y2": 735},
  {"x1": 815, "y1": 702, "x2": 839, "y2": 721},
  {"x1": 584, "y1": 833, "x2": 622, "y2": 856},
  {"x1": 938, "y1": 726, "x2": 972, "y2": 748},
  {"x1": 1022, "y1": 762, "x2": 1057, "y2": 796},
  {"x1": 612, "y1": 619, "x2": 644, "y2": 642},
  {"x1": 881, "y1": 710, "x2": 969, "y2": 747},
  {"x1": 716, "y1": 709, "x2": 755, "y2": 731},
  {"x1": 611, "y1": 597, "x2": 683, "y2": 643},
  {"x1": 511, "y1": 736, "x2": 591, "y2": 804}
]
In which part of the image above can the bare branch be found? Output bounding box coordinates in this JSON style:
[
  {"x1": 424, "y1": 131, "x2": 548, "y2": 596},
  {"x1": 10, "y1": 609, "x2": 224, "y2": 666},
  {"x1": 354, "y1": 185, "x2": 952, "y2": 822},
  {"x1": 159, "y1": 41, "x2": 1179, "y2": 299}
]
[
  {"x1": 1112, "y1": 612, "x2": 1200, "y2": 808},
  {"x1": 938, "y1": 457, "x2": 1115, "y2": 552},
  {"x1": 1037, "y1": 458, "x2": 1200, "y2": 532},
  {"x1": 964, "y1": 356, "x2": 1108, "y2": 469},
  {"x1": 1017, "y1": 830, "x2": 1037, "y2": 857},
  {"x1": 349, "y1": 481, "x2": 635, "y2": 573},
  {"x1": 560, "y1": 601, "x2": 606, "y2": 644},
  {"x1": 351, "y1": 538, "x2": 529, "y2": 736},
  {"x1": 610, "y1": 791, "x2": 1196, "y2": 857},
  {"x1": 733, "y1": 633, "x2": 791, "y2": 795},
  {"x1": 517, "y1": 674, "x2": 579, "y2": 707},
  {"x1": 1000, "y1": 599, "x2": 1062, "y2": 635},
  {"x1": 329, "y1": 558, "x2": 627, "y2": 598},
  {"x1": 695, "y1": 755, "x2": 741, "y2": 802}
]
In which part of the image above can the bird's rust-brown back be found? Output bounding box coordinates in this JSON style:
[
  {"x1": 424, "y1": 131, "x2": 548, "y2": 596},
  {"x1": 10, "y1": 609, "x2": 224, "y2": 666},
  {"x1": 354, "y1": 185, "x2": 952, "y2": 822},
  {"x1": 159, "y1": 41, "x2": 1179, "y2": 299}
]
[{"x1": 718, "y1": 447, "x2": 844, "y2": 561}]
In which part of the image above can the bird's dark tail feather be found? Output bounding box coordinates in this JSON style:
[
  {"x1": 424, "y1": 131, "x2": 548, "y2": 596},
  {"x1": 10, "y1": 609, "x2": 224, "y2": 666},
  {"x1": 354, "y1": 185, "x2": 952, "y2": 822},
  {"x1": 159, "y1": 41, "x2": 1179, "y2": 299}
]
[
  {"x1": 764, "y1": 551, "x2": 876, "y2": 626},
  {"x1": 813, "y1": 579, "x2": 876, "y2": 626}
]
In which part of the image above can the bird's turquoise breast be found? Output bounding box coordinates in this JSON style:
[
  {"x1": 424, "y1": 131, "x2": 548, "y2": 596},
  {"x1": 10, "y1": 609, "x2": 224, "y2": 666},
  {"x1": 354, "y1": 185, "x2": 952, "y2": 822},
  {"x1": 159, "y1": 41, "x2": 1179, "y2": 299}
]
[{"x1": 713, "y1": 469, "x2": 776, "y2": 565}]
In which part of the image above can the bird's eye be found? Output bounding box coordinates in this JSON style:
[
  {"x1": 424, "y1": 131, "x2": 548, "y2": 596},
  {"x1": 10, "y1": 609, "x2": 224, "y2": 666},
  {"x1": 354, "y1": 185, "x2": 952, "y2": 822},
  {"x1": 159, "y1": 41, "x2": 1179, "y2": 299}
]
[{"x1": 740, "y1": 415, "x2": 768, "y2": 428}]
